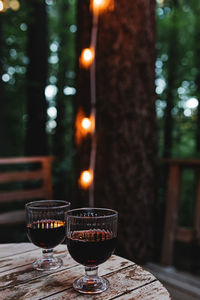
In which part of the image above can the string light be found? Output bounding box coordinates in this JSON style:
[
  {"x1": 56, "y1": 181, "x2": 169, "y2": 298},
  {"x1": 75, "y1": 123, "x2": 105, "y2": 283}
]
[
  {"x1": 90, "y1": 0, "x2": 114, "y2": 14},
  {"x1": 79, "y1": 170, "x2": 93, "y2": 189},
  {"x1": 79, "y1": 48, "x2": 94, "y2": 68},
  {"x1": 78, "y1": 0, "x2": 115, "y2": 204},
  {"x1": 75, "y1": 108, "x2": 95, "y2": 145},
  {"x1": 81, "y1": 117, "x2": 92, "y2": 131}
]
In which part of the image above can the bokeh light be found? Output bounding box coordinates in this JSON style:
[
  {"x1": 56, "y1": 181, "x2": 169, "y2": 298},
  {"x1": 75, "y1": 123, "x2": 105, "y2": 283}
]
[
  {"x1": 79, "y1": 170, "x2": 93, "y2": 189},
  {"x1": 79, "y1": 48, "x2": 94, "y2": 68},
  {"x1": 0, "y1": 0, "x2": 4, "y2": 12}
]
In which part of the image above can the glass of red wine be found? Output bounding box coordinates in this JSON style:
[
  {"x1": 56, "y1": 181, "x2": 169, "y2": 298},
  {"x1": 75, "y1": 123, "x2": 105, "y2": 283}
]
[
  {"x1": 66, "y1": 208, "x2": 118, "y2": 294},
  {"x1": 26, "y1": 200, "x2": 70, "y2": 271}
]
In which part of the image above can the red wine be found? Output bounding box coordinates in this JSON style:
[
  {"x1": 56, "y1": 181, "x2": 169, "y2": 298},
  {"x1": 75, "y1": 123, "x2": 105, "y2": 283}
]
[
  {"x1": 66, "y1": 230, "x2": 117, "y2": 267},
  {"x1": 27, "y1": 220, "x2": 65, "y2": 249}
]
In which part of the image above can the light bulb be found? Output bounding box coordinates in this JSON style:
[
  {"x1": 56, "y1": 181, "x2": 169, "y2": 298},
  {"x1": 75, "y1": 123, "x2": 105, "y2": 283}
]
[
  {"x1": 79, "y1": 170, "x2": 93, "y2": 189},
  {"x1": 79, "y1": 48, "x2": 94, "y2": 68},
  {"x1": 81, "y1": 118, "x2": 92, "y2": 130},
  {"x1": 94, "y1": 0, "x2": 104, "y2": 6},
  {"x1": 91, "y1": 0, "x2": 114, "y2": 13},
  {"x1": 83, "y1": 49, "x2": 93, "y2": 61}
]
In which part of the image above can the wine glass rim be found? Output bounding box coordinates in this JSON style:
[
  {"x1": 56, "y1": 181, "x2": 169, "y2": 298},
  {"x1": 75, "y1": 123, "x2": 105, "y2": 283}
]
[
  {"x1": 66, "y1": 207, "x2": 118, "y2": 218},
  {"x1": 26, "y1": 200, "x2": 71, "y2": 209}
]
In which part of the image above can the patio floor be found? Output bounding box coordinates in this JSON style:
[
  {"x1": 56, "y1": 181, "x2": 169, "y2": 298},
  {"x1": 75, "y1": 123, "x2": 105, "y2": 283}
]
[{"x1": 144, "y1": 262, "x2": 200, "y2": 300}]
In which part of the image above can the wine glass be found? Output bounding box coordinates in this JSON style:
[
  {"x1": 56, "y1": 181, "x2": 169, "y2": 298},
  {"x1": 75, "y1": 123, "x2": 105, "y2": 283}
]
[
  {"x1": 66, "y1": 208, "x2": 118, "y2": 294},
  {"x1": 26, "y1": 200, "x2": 70, "y2": 271}
]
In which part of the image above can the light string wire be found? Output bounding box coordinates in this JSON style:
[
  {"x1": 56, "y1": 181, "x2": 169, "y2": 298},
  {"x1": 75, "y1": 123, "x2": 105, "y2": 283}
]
[{"x1": 89, "y1": 9, "x2": 99, "y2": 207}]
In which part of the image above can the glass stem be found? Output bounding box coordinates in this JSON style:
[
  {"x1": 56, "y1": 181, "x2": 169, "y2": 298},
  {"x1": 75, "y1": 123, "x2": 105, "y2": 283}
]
[
  {"x1": 85, "y1": 266, "x2": 99, "y2": 279},
  {"x1": 42, "y1": 248, "x2": 54, "y2": 260}
]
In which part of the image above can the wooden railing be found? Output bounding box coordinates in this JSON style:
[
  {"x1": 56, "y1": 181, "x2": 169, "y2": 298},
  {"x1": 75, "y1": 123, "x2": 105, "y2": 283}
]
[
  {"x1": 161, "y1": 159, "x2": 200, "y2": 265},
  {"x1": 0, "y1": 156, "x2": 54, "y2": 226}
]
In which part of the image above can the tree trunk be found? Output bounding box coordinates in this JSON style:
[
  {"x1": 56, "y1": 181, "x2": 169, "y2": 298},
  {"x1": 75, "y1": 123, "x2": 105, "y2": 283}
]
[
  {"x1": 25, "y1": 0, "x2": 48, "y2": 155},
  {"x1": 75, "y1": 0, "x2": 157, "y2": 264}
]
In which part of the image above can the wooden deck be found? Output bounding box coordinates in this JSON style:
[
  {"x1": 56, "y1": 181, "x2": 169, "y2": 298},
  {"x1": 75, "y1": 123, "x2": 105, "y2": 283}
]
[{"x1": 145, "y1": 263, "x2": 200, "y2": 300}]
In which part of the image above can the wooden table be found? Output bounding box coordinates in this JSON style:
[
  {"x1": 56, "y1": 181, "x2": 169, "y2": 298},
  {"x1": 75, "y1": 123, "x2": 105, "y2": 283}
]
[{"x1": 0, "y1": 243, "x2": 171, "y2": 300}]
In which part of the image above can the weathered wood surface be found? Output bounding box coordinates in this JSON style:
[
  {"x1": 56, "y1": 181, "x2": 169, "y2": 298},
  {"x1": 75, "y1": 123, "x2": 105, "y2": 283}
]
[{"x1": 0, "y1": 243, "x2": 171, "y2": 300}]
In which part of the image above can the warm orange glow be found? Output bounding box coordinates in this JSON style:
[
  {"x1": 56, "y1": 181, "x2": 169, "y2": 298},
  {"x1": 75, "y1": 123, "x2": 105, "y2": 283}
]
[
  {"x1": 79, "y1": 170, "x2": 93, "y2": 189},
  {"x1": 90, "y1": 0, "x2": 114, "y2": 14},
  {"x1": 75, "y1": 108, "x2": 95, "y2": 145},
  {"x1": 0, "y1": 0, "x2": 4, "y2": 12},
  {"x1": 9, "y1": 0, "x2": 20, "y2": 11},
  {"x1": 79, "y1": 48, "x2": 94, "y2": 68}
]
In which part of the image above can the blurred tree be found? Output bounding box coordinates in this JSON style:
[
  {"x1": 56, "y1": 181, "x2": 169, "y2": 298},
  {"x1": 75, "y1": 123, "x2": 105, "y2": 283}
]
[
  {"x1": 156, "y1": 0, "x2": 196, "y2": 159},
  {"x1": 53, "y1": 0, "x2": 76, "y2": 199},
  {"x1": 75, "y1": 0, "x2": 157, "y2": 264},
  {"x1": 25, "y1": 0, "x2": 48, "y2": 155},
  {"x1": 163, "y1": 0, "x2": 179, "y2": 158},
  {"x1": 194, "y1": 2, "x2": 200, "y2": 153},
  {"x1": 53, "y1": 0, "x2": 70, "y2": 162},
  {"x1": 0, "y1": 6, "x2": 27, "y2": 157}
]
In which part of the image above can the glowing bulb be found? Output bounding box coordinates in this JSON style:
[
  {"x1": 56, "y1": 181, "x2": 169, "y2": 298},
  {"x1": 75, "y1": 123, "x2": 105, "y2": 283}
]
[
  {"x1": 79, "y1": 48, "x2": 94, "y2": 68},
  {"x1": 94, "y1": 0, "x2": 104, "y2": 5},
  {"x1": 83, "y1": 49, "x2": 93, "y2": 61},
  {"x1": 82, "y1": 171, "x2": 92, "y2": 183},
  {"x1": 79, "y1": 170, "x2": 93, "y2": 189},
  {"x1": 81, "y1": 118, "x2": 92, "y2": 130},
  {"x1": 0, "y1": 0, "x2": 4, "y2": 12},
  {"x1": 91, "y1": 0, "x2": 114, "y2": 13}
]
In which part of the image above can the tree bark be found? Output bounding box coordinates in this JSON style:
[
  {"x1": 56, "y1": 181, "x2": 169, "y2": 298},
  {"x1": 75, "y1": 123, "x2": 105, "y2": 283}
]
[
  {"x1": 75, "y1": 0, "x2": 157, "y2": 263},
  {"x1": 25, "y1": 0, "x2": 48, "y2": 155}
]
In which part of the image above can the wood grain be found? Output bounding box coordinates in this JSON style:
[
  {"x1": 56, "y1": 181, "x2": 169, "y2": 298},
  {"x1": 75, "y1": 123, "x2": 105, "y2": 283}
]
[
  {"x1": 0, "y1": 243, "x2": 170, "y2": 300},
  {"x1": 0, "y1": 243, "x2": 37, "y2": 258}
]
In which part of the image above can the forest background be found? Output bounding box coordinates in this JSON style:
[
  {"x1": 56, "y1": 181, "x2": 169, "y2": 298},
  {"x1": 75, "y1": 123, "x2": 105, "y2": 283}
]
[{"x1": 0, "y1": 0, "x2": 200, "y2": 274}]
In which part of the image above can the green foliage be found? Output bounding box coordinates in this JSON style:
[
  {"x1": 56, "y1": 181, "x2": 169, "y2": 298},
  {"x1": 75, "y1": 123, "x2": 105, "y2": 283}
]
[
  {"x1": 156, "y1": 1, "x2": 200, "y2": 272},
  {"x1": 1, "y1": 0, "x2": 77, "y2": 198},
  {"x1": 1, "y1": 6, "x2": 28, "y2": 156},
  {"x1": 156, "y1": 0, "x2": 199, "y2": 158}
]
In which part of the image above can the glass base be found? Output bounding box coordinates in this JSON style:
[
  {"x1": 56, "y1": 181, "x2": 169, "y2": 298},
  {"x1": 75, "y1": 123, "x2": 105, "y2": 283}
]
[
  {"x1": 32, "y1": 256, "x2": 63, "y2": 271},
  {"x1": 73, "y1": 275, "x2": 109, "y2": 294}
]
